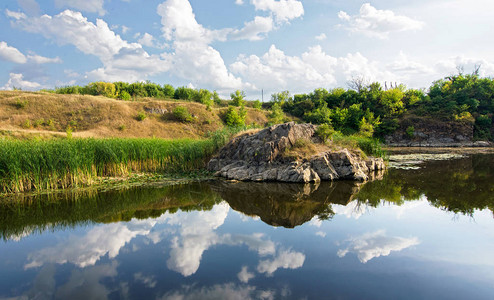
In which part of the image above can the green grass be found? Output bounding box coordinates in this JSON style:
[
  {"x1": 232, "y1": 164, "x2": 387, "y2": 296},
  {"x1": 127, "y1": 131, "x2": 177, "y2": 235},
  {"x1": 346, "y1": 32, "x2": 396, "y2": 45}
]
[
  {"x1": 0, "y1": 137, "x2": 220, "y2": 193},
  {"x1": 332, "y1": 133, "x2": 387, "y2": 158}
]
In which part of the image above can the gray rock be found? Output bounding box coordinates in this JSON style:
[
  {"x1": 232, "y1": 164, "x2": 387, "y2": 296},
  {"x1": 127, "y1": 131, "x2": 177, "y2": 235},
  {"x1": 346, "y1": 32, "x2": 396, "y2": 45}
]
[{"x1": 208, "y1": 122, "x2": 386, "y2": 183}]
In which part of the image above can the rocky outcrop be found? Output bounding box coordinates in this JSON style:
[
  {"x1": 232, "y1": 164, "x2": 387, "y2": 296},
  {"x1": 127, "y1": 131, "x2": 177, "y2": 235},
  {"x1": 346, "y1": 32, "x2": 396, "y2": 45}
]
[
  {"x1": 385, "y1": 116, "x2": 492, "y2": 147},
  {"x1": 208, "y1": 122, "x2": 385, "y2": 183}
]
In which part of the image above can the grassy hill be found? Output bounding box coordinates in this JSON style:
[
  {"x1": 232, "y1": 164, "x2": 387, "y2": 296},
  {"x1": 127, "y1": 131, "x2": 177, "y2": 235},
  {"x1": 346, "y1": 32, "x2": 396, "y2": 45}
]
[{"x1": 0, "y1": 91, "x2": 269, "y2": 140}]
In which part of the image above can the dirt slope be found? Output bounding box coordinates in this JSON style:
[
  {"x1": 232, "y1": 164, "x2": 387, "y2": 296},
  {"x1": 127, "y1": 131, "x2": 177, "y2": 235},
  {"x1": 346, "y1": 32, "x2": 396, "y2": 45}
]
[{"x1": 0, "y1": 91, "x2": 268, "y2": 139}]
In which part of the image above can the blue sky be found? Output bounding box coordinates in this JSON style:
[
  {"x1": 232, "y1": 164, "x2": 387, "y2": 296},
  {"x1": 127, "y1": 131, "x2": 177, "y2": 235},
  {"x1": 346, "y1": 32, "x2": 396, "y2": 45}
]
[{"x1": 1, "y1": 0, "x2": 494, "y2": 99}]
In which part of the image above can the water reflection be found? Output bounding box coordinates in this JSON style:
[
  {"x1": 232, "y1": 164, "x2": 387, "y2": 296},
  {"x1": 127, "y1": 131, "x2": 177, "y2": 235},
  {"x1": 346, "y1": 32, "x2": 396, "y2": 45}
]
[
  {"x1": 1, "y1": 154, "x2": 494, "y2": 299},
  {"x1": 211, "y1": 180, "x2": 366, "y2": 228},
  {"x1": 336, "y1": 230, "x2": 420, "y2": 263}
]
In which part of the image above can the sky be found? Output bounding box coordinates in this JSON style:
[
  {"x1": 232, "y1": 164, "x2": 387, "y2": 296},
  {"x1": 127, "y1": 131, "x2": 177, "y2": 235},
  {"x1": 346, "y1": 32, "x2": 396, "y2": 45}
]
[{"x1": 1, "y1": 0, "x2": 494, "y2": 99}]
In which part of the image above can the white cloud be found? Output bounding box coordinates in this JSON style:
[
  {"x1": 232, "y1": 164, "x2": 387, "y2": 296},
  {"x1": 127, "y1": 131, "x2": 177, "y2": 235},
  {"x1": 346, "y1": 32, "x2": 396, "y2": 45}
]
[
  {"x1": 1, "y1": 73, "x2": 41, "y2": 90},
  {"x1": 337, "y1": 230, "x2": 420, "y2": 263},
  {"x1": 25, "y1": 219, "x2": 156, "y2": 268},
  {"x1": 229, "y1": 16, "x2": 274, "y2": 41},
  {"x1": 121, "y1": 25, "x2": 130, "y2": 34},
  {"x1": 54, "y1": 0, "x2": 106, "y2": 16},
  {"x1": 138, "y1": 32, "x2": 158, "y2": 47},
  {"x1": 157, "y1": 0, "x2": 245, "y2": 90},
  {"x1": 315, "y1": 33, "x2": 327, "y2": 41},
  {"x1": 10, "y1": 10, "x2": 138, "y2": 61},
  {"x1": 237, "y1": 266, "x2": 255, "y2": 283},
  {"x1": 251, "y1": 0, "x2": 304, "y2": 24},
  {"x1": 338, "y1": 3, "x2": 424, "y2": 39},
  {"x1": 257, "y1": 249, "x2": 305, "y2": 276},
  {"x1": 315, "y1": 231, "x2": 326, "y2": 237},
  {"x1": 134, "y1": 272, "x2": 157, "y2": 288},
  {"x1": 231, "y1": 44, "x2": 396, "y2": 93},
  {"x1": 333, "y1": 200, "x2": 373, "y2": 220},
  {"x1": 27, "y1": 54, "x2": 62, "y2": 64},
  {"x1": 235, "y1": 0, "x2": 244, "y2": 5},
  {"x1": 166, "y1": 203, "x2": 229, "y2": 276},
  {"x1": 0, "y1": 41, "x2": 27, "y2": 63},
  {"x1": 5, "y1": 9, "x2": 27, "y2": 20},
  {"x1": 55, "y1": 262, "x2": 118, "y2": 299},
  {"x1": 8, "y1": 9, "x2": 170, "y2": 82}
]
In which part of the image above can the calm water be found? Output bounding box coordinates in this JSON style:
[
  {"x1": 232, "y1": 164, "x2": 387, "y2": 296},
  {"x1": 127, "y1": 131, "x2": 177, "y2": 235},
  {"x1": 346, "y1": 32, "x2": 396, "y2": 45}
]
[{"x1": 1, "y1": 153, "x2": 494, "y2": 299}]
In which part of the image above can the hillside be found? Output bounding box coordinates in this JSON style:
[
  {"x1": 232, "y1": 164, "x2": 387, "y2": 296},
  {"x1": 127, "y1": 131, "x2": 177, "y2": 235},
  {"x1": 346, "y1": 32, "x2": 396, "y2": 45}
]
[{"x1": 0, "y1": 91, "x2": 268, "y2": 139}]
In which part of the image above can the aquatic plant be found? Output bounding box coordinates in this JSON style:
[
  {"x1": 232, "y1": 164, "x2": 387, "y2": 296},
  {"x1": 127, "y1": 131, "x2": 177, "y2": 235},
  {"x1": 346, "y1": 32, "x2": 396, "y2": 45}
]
[{"x1": 0, "y1": 137, "x2": 218, "y2": 193}]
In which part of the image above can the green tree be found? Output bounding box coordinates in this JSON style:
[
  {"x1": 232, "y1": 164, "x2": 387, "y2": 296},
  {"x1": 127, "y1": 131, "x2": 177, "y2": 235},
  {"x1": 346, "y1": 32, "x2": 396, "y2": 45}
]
[{"x1": 230, "y1": 90, "x2": 246, "y2": 106}]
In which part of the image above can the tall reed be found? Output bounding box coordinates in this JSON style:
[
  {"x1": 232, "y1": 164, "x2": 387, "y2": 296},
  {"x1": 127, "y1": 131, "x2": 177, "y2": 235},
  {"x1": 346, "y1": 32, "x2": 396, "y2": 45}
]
[{"x1": 0, "y1": 138, "x2": 218, "y2": 193}]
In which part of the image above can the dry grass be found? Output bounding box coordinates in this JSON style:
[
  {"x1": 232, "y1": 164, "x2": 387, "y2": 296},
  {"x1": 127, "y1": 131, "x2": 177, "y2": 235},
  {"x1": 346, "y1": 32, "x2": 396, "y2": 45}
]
[{"x1": 0, "y1": 91, "x2": 269, "y2": 140}]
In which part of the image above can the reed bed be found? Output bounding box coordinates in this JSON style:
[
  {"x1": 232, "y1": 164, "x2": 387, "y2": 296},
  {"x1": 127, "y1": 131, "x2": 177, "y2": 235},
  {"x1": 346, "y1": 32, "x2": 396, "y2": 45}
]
[{"x1": 0, "y1": 137, "x2": 218, "y2": 193}]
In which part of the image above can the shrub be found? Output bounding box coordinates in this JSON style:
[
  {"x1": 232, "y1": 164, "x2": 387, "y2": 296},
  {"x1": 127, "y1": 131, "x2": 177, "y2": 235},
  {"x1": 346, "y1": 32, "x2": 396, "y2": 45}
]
[
  {"x1": 21, "y1": 120, "x2": 32, "y2": 129},
  {"x1": 14, "y1": 99, "x2": 28, "y2": 109},
  {"x1": 136, "y1": 111, "x2": 147, "y2": 121},
  {"x1": 224, "y1": 106, "x2": 246, "y2": 127},
  {"x1": 119, "y1": 90, "x2": 131, "y2": 101},
  {"x1": 174, "y1": 86, "x2": 195, "y2": 100},
  {"x1": 406, "y1": 126, "x2": 415, "y2": 138},
  {"x1": 173, "y1": 106, "x2": 194, "y2": 122},
  {"x1": 316, "y1": 123, "x2": 336, "y2": 143},
  {"x1": 269, "y1": 102, "x2": 285, "y2": 125},
  {"x1": 163, "y1": 84, "x2": 175, "y2": 97},
  {"x1": 85, "y1": 82, "x2": 116, "y2": 98},
  {"x1": 253, "y1": 100, "x2": 262, "y2": 110},
  {"x1": 230, "y1": 90, "x2": 246, "y2": 107}
]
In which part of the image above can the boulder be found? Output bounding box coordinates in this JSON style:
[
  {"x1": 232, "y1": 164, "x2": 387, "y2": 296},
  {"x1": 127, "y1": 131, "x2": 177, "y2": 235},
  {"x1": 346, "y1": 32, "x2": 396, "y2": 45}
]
[{"x1": 208, "y1": 122, "x2": 386, "y2": 183}]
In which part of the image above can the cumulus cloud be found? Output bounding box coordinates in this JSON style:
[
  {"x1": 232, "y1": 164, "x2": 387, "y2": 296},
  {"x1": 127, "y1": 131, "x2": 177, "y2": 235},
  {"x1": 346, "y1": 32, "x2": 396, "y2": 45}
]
[
  {"x1": 315, "y1": 33, "x2": 327, "y2": 41},
  {"x1": 0, "y1": 41, "x2": 27, "y2": 63},
  {"x1": 229, "y1": 16, "x2": 274, "y2": 41},
  {"x1": 5, "y1": 9, "x2": 27, "y2": 20},
  {"x1": 333, "y1": 200, "x2": 373, "y2": 220},
  {"x1": 338, "y1": 3, "x2": 424, "y2": 39},
  {"x1": 166, "y1": 203, "x2": 229, "y2": 276},
  {"x1": 54, "y1": 0, "x2": 106, "y2": 16},
  {"x1": 251, "y1": 0, "x2": 304, "y2": 24},
  {"x1": 1, "y1": 73, "x2": 41, "y2": 90},
  {"x1": 134, "y1": 272, "x2": 157, "y2": 288},
  {"x1": 337, "y1": 230, "x2": 420, "y2": 263},
  {"x1": 27, "y1": 54, "x2": 62, "y2": 64},
  {"x1": 235, "y1": 0, "x2": 244, "y2": 5},
  {"x1": 8, "y1": 9, "x2": 170, "y2": 82},
  {"x1": 138, "y1": 32, "x2": 157, "y2": 47},
  {"x1": 238, "y1": 266, "x2": 255, "y2": 283},
  {"x1": 157, "y1": 0, "x2": 244, "y2": 90},
  {"x1": 231, "y1": 44, "x2": 396, "y2": 93},
  {"x1": 257, "y1": 249, "x2": 305, "y2": 276},
  {"x1": 55, "y1": 262, "x2": 118, "y2": 299},
  {"x1": 25, "y1": 219, "x2": 156, "y2": 268}
]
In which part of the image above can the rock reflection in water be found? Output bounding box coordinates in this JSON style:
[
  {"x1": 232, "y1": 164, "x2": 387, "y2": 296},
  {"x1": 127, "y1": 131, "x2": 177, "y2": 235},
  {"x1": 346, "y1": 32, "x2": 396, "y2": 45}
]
[{"x1": 210, "y1": 173, "x2": 384, "y2": 228}]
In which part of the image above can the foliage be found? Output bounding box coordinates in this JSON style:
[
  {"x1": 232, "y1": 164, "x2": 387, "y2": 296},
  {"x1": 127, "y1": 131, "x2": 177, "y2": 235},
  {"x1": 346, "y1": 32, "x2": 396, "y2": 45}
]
[
  {"x1": 174, "y1": 86, "x2": 195, "y2": 100},
  {"x1": 173, "y1": 106, "x2": 194, "y2": 123},
  {"x1": 271, "y1": 90, "x2": 291, "y2": 105},
  {"x1": 253, "y1": 100, "x2": 262, "y2": 110},
  {"x1": 406, "y1": 126, "x2": 415, "y2": 138},
  {"x1": 224, "y1": 105, "x2": 246, "y2": 127},
  {"x1": 86, "y1": 82, "x2": 117, "y2": 98},
  {"x1": 315, "y1": 123, "x2": 336, "y2": 143},
  {"x1": 269, "y1": 102, "x2": 285, "y2": 125},
  {"x1": 136, "y1": 110, "x2": 147, "y2": 121},
  {"x1": 230, "y1": 90, "x2": 246, "y2": 107}
]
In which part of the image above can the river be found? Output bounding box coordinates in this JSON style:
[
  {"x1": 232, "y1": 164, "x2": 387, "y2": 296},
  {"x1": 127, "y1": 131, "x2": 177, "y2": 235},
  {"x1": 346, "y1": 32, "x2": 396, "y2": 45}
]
[{"x1": 1, "y1": 153, "x2": 493, "y2": 299}]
